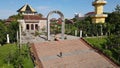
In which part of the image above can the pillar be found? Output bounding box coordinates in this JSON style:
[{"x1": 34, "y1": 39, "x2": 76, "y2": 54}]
[
  {"x1": 47, "y1": 20, "x2": 50, "y2": 40},
  {"x1": 80, "y1": 30, "x2": 82, "y2": 38},
  {"x1": 75, "y1": 30, "x2": 77, "y2": 36},
  {"x1": 61, "y1": 20, "x2": 65, "y2": 40},
  {"x1": 7, "y1": 34, "x2": 10, "y2": 43}
]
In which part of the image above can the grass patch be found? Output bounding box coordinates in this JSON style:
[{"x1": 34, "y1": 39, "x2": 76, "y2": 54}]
[
  {"x1": 0, "y1": 44, "x2": 34, "y2": 68},
  {"x1": 84, "y1": 37, "x2": 107, "y2": 50},
  {"x1": 84, "y1": 37, "x2": 120, "y2": 65}
]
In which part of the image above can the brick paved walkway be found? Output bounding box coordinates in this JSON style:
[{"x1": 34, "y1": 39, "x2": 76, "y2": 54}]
[{"x1": 31, "y1": 39, "x2": 119, "y2": 68}]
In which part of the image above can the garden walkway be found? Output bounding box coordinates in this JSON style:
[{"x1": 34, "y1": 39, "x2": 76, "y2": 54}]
[{"x1": 31, "y1": 39, "x2": 119, "y2": 68}]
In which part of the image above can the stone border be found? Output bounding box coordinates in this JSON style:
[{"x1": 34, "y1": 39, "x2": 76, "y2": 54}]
[{"x1": 30, "y1": 43, "x2": 43, "y2": 68}]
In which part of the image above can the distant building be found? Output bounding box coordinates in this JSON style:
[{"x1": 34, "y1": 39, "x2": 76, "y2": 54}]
[
  {"x1": 17, "y1": 4, "x2": 47, "y2": 33},
  {"x1": 74, "y1": 13, "x2": 85, "y2": 21},
  {"x1": 85, "y1": 12, "x2": 95, "y2": 17},
  {"x1": 74, "y1": 12, "x2": 95, "y2": 21}
]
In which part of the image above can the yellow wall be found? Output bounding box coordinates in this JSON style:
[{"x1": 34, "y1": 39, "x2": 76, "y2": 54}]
[
  {"x1": 92, "y1": 1, "x2": 107, "y2": 23},
  {"x1": 95, "y1": 5, "x2": 103, "y2": 14},
  {"x1": 92, "y1": 17, "x2": 105, "y2": 23}
]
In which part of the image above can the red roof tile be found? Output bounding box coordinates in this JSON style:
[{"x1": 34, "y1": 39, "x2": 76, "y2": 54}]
[
  {"x1": 85, "y1": 12, "x2": 95, "y2": 15},
  {"x1": 23, "y1": 15, "x2": 47, "y2": 20}
]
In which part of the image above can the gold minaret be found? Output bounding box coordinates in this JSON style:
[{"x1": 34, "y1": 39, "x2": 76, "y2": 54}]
[{"x1": 92, "y1": 0, "x2": 108, "y2": 23}]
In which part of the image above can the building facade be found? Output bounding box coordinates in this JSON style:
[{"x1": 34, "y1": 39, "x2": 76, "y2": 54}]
[{"x1": 17, "y1": 4, "x2": 47, "y2": 33}]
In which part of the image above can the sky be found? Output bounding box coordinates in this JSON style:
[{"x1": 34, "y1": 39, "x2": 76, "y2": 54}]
[{"x1": 0, "y1": 0, "x2": 120, "y2": 19}]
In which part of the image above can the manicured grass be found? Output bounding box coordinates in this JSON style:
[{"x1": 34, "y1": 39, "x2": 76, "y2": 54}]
[
  {"x1": 84, "y1": 37, "x2": 107, "y2": 50},
  {"x1": 0, "y1": 44, "x2": 34, "y2": 68},
  {"x1": 84, "y1": 37, "x2": 120, "y2": 65},
  {"x1": 0, "y1": 44, "x2": 16, "y2": 68}
]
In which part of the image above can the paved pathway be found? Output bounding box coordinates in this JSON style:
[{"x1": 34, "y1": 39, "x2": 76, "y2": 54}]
[
  {"x1": 21, "y1": 32, "x2": 79, "y2": 44},
  {"x1": 31, "y1": 39, "x2": 118, "y2": 68}
]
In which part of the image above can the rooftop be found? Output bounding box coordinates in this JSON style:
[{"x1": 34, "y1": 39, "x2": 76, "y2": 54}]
[
  {"x1": 17, "y1": 4, "x2": 37, "y2": 13},
  {"x1": 23, "y1": 15, "x2": 47, "y2": 20}
]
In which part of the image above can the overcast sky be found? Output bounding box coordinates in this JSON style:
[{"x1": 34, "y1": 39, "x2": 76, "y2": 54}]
[{"x1": 0, "y1": 0, "x2": 120, "y2": 19}]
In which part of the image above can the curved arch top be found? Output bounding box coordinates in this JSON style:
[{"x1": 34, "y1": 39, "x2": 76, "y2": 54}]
[
  {"x1": 47, "y1": 10, "x2": 65, "y2": 40},
  {"x1": 47, "y1": 10, "x2": 64, "y2": 20}
]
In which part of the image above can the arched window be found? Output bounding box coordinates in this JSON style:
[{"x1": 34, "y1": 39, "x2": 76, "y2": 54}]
[
  {"x1": 35, "y1": 24, "x2": 38, "y2": 30},
  {"x1": 26, "y1": 24, "x2": 29, "y2": 30},
  {"x1": 31, "y1": 24, "x2": 34, "y2": 30}
]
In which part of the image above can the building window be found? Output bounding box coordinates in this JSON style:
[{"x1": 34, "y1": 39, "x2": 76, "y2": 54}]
[
  {"x1": 31, "y1": 24, "x2": 34, "y2": 30},
  {"x1": 26, "y1": 24, "x2": 29, "y2": 30},
  {"x1": 35, "y1": 24, "x2": 38, "y2": 30}
]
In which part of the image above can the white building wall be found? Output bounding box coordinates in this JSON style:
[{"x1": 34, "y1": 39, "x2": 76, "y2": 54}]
[
  {"x1": 19, "y1": 20, "x2": 47, "y2": 32},
  {"x1": 38, "y1": 20, "x2": 47, "y2": 30}
]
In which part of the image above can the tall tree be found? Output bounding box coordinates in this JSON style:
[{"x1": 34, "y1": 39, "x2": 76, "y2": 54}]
[
  {"x1": 0, "y1": 22, "x2": 7, "y2": 45},
  {"x1": 114, "y1": 4, "x2": 120, "y2": 13},
  {"x1": 105, "y1": 5, "x2": 120, "y2": 63},
  {"x1": 7, "y1": 21, "x2": 19, "y2": 43}
]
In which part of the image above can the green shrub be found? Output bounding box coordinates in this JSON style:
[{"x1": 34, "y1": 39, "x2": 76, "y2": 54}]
[{"x1": 103, "y1": 49, "x2": 112, "y2": 57}]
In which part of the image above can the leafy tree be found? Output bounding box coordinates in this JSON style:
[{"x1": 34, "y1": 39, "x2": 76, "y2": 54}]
[
  {"x1": 105, "y1": 5, "x2": 120, "y2": 64},
  {"x1": 0, "y1": 22, "x2": 7, "y2": 45},
  {"x1": 7, "y1": 21, "x2": 19, "y2": 43},
  {"x1": 114, "y1": 4, "x2": 120, "y2": 13},
  {"x1": 106, "y1": 4, "x2": 120, "y2": 35},
  {"x1": 38, "y1": 13, "x2": 43, "y2": 17},
  {"x1": 9, "y1": 14, "x2": 23, "y2": 21}
]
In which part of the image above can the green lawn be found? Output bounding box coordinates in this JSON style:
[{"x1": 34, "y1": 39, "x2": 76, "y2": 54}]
[
  {"x1": 84, "y1": 37, "x2": 120, "y2": 65},
  {"x1": 0, "y1": 44, "x2": 34, "y2": 68},
  {"x1": 84, "y1": 37, "x2": 107, "y2": 50}
]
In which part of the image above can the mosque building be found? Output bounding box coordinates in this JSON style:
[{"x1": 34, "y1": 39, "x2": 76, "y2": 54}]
[{"x1": 17, "y1": 4, "x2": 47, "y2": 33}]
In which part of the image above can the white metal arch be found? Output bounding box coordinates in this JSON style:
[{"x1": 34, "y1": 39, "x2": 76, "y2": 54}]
[{"x1": 47, "y1": 10, "x2": 65, "y2": 40}]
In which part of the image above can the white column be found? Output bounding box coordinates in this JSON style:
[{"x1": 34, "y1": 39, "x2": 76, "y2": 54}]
[
  {"x1": 17, "y1": 31, "x2": 19, "y2": 43},
  {"x1": 22, "y1": 21, "x2": 26, "y2": 32},
  {"x1": 29, "y1": 23, "x2": 31, "y2": 31},
  {"x1": 61, "y1": 20, "x2": 65, "y2": 40},
  {"x1": 75, "y1": 30, "x2": 77, "y2": 36},
  {"x1": 38, "y1": 20, "x2": 41, "y2": 32},
  {"x1": 100, "y1": 25, "x2": 103, "y2": 36},
  {"x1": 19, "y1": 23, "x2": 22, "y2": 44},
  {"x1": 7, "y1": 34, "x2": 10, "y2": 43},
  {"x1": 47, "y1": 20, "x2": 50, "y2": 40},
  {"x1": 18, "y1": 20, "x2": 24, "y2": 45},
  {"x1": 80, "y1": 30, "x2": 82, "y2": 38}
]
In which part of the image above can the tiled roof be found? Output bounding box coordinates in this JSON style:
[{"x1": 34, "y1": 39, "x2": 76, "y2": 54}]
[
  {"x1": 65, "y1": 19, "x2": 74, "y2": 24},
  {"x1": 85, "y1": 12, "x2": 95, "y2": 15},
  {"x1": 17, "y1": 4, "x2": 37, "y2": 13},
  {"x1": 31, "y1": 39, "x2": 117, "y2": 68},
  {"x1": 23, "y1": 15, "x2": 47, "y2": 20}
]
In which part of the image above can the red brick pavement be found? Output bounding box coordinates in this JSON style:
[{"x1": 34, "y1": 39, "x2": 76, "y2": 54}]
[{"x1": 31, "y1": 39, "x2": 119, "y2": 68}]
